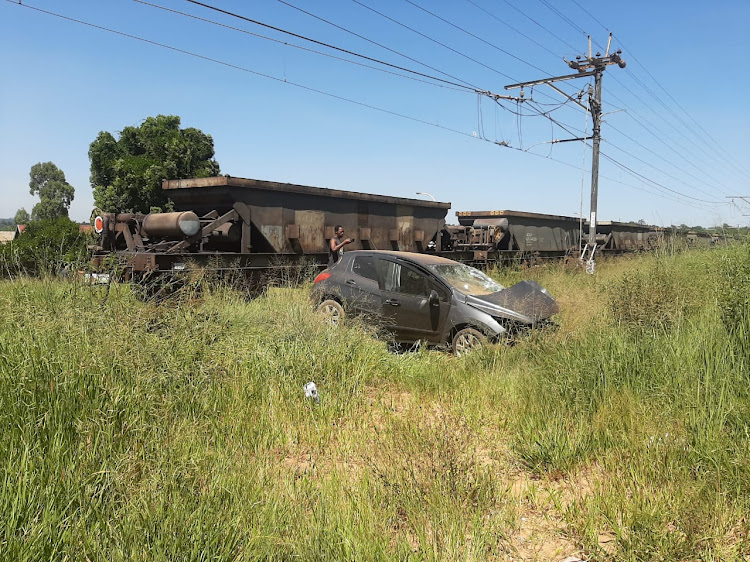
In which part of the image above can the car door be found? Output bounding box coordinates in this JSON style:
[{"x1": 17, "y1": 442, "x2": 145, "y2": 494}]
[
  {"x1": 340, "y1": 254, "x2": 381, "y2": 316},
  {"x1": 376, "y1": 258, "x2": 449, "y2": 343}
]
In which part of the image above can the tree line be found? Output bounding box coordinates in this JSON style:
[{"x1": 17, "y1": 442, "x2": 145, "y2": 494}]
[
  {"x1": 14, "y1": 114, "x2": 220, "y2": 223},
  {"x1": 3, "y1": 115, "x2": 219, "y2": 277}
]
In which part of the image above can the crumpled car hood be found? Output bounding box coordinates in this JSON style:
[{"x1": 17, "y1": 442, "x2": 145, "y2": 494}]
[{"x1": 466, "y1": 280, "x2": 560, "y2": 324}]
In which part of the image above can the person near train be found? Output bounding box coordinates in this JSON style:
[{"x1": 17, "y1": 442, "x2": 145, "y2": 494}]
[{"x1": 328, "y1": 225, "x2": 353, "y2": 268}]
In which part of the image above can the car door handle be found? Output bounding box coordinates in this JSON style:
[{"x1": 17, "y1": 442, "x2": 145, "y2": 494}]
[
  {"x1": 346, "y1": 279, "x2": 357, "y2": 286},
  {"x1": 385, "y1": 299, "x2": 400, "y2": 307}
]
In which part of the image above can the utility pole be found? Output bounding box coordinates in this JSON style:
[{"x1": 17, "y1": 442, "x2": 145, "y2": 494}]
[{"x1": 504, "y1": 35, "x2": 626, "y2": 272}]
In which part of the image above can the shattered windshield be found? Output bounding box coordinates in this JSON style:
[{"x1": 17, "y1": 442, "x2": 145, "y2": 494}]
[{"x1": 427, "y1": 263, "x2": 504, "y2": 296}]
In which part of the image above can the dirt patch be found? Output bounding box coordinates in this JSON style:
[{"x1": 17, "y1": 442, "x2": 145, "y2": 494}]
[{"x1": 507, "y1": 511, "x2": 581, "y2": 561}]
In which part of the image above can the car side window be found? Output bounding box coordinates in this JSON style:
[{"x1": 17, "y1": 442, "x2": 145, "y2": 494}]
[
  {"x1": 428, "y1": 279, "x2": 450, "y2": 302},
  {"x1": 401, "y1": 267, "x2": 428, "y2": 296},
  {"x1": 376, "y1": 259, "x2": 428, "y2": 296},
  {"x1": 352, "y1": 256, "x2": 378, "y2": 282},
  {"x1": 377, "y1": 259, "x2": 400, "y2": 292}
]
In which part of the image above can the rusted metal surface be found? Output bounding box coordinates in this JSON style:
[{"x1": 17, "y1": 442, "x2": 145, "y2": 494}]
[
  {"x1": 94, "y1": 177, "x2": 451, "y2": 275},
  {"x1": 162, "y1": 176, "x2": 449, "y2": 254},
  {"x1": 456, "y1": 210, "x2": 582, "y2": 253},
  {"x1": 456, "y1": 209, "x2": 579, "y2": 226},
  {"x1": 597, "y1": 221, "x2": 663, "y2": 251},
  {"x1": 141, "y1": 211, "x2": 200, "y2": 238}
]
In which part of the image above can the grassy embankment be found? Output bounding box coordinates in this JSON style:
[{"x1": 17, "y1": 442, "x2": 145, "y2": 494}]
[{"x1": 1, "y1": 245, "x2": 749, "y2": 560}]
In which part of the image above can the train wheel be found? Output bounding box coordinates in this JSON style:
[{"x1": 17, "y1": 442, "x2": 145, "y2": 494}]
[
  {"x1": 317, "y1": 299, "x2": 345, "y2": 326},
  {"x1": 452, "y1": 327, "x2": 485, "y2": 357}
]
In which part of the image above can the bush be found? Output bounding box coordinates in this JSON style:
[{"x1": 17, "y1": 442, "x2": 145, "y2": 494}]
[{"x1": 0, "y1": 218, "x2": 90, "y2": 278}]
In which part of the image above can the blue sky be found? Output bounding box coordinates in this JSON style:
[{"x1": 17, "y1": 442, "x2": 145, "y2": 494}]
[{"x1": 1, "y1": 0, "x2": 748, "y2": 227}]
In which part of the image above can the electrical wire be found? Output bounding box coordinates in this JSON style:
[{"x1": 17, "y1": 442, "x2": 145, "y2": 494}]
[
  {"x1": 512, "y1": 95, "x2": 727, "y2": 205},
  {"x1": 348, "y1": 0, "x2": 512, "y2": 81},
  {"x1": 562, "y1": 0, "x2": 749, "y2": 178},
  {"x1": 535, "y1": 0, "x2": 588, "y2": 38},
  {"x1": 498, "y1": 0, "x2": 580, "y2": 53},
  {"x1": 605, "y1": 88, "x2": 739, "y2": 190},
  {"x1": 604, "y1": 121, "x2": 732, "y2": 197},
  {"x1": 602, "y1": 138, "x2": 728, "y2": 200},
  {"x1": 462, "y1": 0, "x2": 562, "y2": 60},
  {"x1": 8, "y1": 2, "x2": 477, "y2": 139},
  {"x1": 5, "y1": 0, "x2": 731, "y2": 217},
  {"x1": 401, "y1": 0, "x2": 554, "y2": 77},
  {"x1": 131, "y1": 0, "x2": 469, "y2": 93},
  {"x1": 600, "y1": 152, "x2": 725, "y2": 205},
  {"x1": 183, "y1": 0, "x2": 481, "y2": 91}
]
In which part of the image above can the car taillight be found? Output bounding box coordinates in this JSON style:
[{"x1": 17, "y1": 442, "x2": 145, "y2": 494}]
[{"x1": 313, "y1": 271, "x2": 331, "y2": 284}]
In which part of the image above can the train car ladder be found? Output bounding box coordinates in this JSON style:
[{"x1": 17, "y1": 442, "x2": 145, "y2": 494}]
[{"x1": 579, "y1": 243, "x2": 597, "y2": 274}]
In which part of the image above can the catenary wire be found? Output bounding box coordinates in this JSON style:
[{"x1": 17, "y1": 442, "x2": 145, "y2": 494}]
[
  {"x1": 605, "y1": 87, "x2": 738, "y2": 190},
  {"x1": 604, "y1": 121, "x2": 732, "y2": 197},
  {"x1": 131, "y1": 0, "x2": 469, "y2": 92},
  {"x1": 535, "y1": 0, "x2": 588, "y2": 38},
  {"x1": 183, "y1": 0, "x2": 481, "y2": 91},
  {"x1": 462, "y1": 0, "x2": 562, "y2": 60},
  {"x1": 201, "y1": 0, "x2": 737, "y2": 211},
  {"x1": 617, "y1": 39, "x2": 750, "y2": 177},
  {"x1": 8, "y1": 2, "x2": 478, "y2": 138},
  {"x1": 401, "y1": 0, "x2": 555, "y2": 77},
  {"x1": 349, "y1": 0, "x2": 513, "y2": 81},
  {"x1": 602, "y1": 138, "x2": 728, "y2": 200},
  {"x1": 515, "y1": 97, "x2": 727, "y2": 205},
  {"x1": 562, "y1": 0, "x2": 749, "y2": 177},
  {"x1": 498, "y1": 0, "x2": 581, "y2": 53},
  {"x1": 5, "y1": 1, "x2": 728, "y2": 216}
]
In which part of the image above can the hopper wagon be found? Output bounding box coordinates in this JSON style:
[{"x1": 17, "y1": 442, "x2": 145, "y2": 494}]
[{"x1": 91, "y1": 176, "x2": 451, "y2": 282}]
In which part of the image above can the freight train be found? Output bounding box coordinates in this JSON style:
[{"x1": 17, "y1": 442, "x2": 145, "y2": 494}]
[{"x1": 90, "y1": 175, "x2": 714, "y2": 280}]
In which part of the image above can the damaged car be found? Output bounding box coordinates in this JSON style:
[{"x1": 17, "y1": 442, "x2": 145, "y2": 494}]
[{"x1": 311, "y1": 250, "x2": 559, "y2": 355}]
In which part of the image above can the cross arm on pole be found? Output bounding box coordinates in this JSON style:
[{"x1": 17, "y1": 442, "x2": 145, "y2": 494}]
[{"x1": 504, "y1": 70, "x2": 596, "y2": 90}]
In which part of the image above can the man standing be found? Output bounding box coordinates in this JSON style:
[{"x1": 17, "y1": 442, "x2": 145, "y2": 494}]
[{"x1": 328, "y1": 225, "x2": 353, "y2": 268}]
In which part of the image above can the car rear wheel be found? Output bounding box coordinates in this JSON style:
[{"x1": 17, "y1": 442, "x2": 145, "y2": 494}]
[
  {"x1": 317, "y1": 299, "x2": 345, "y2": 326},
  {"x1": 452, "y1": 327, "x2": 485, "y2": 356}
]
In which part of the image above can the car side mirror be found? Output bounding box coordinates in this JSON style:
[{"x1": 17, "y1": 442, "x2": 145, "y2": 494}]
[{"x1": 429, "y1": 290, "x2": 440, "y2": 306}]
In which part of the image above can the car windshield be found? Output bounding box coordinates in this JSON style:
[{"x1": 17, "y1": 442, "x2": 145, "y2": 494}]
[{"x1": 427, "y1": 263, "x2": 504, "y2": 296}]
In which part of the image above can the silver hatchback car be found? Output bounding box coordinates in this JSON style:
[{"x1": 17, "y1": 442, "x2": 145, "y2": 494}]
[{"x1": 311, "y1": 250, "x2": 559, "y2": 355}]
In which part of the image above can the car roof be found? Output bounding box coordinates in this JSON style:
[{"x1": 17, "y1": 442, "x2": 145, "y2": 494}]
[{"x1": 345, "y1": 250, "x2": 459, "y2": 266}]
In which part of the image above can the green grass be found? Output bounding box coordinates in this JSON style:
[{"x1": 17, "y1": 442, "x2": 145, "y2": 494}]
[{"x1": 1, "y1": 247, "x2": 749, "y2": 560}]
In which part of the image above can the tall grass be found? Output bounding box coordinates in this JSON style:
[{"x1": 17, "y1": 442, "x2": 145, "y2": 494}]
[{"x1": 1, "y1": 246, "x2": 749, "y2": 559}]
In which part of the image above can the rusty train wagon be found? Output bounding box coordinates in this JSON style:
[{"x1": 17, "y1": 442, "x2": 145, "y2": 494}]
[
  {"x1": 450, "y1": 211, "x2": 665, "y2": 258},
  {"x1": 596, "y1": 221, "x2": 664, "y2": 251},
  {"x1": 92, "y1": 176, "x2": 451, "y2": 280},
  {"x1": 454, "y1": 210, "x2": 584, "y2": 256}
]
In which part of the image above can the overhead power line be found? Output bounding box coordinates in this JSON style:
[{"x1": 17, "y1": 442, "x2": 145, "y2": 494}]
[
  {"x1": 498, "y1": 0, "x2": 580, "y2": 53},
  {"x1": 348, "y1": 0, "x2": 512, "y2": 81},
  {"x1": 561, "y1": 0, "x2": 749, "y2": 180},
  {"x1": 401, "y1": 0, "x2": 553, "y2": 77},
  {"x1": 132, "y1": 0, "x2": 468, "y2": 92},
  {"x1": 462, "y1": 0, "x2": 561, "y2": 60},
  {"x1": 8, "y1": 2, "x2": 478, "y2": 137},
  {"x1": 5, "y1": 0, "x2": 731, "y2": 219},
  {"x1": 604, "y1": 89, "x2": 734, "y2": 191},
  {"x1": 182, "y1": 0, "x2": 480, "y2": 91}
]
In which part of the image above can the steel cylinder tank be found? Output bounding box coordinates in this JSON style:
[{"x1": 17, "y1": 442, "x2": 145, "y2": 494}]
[{"x1": 141, "y1": 211, "x2": 200, "y2": 238}]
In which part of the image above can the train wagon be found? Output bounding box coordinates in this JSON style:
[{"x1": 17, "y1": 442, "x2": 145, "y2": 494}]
[
  {"x1": 92, "y1": 176, "x2": 451, "y2": 280},
  {"x1": 454, "y1": 210, "x2": 584, "y2": 256}
]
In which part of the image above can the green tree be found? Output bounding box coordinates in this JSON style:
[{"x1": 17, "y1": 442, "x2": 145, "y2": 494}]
[
  {"x1": 29, "y1": 162, "x2": 75, "y2": 220},
  {"x1": 14, "y1": 208, "x2": 30, "y2": 225},
  {"x1": 89, "y1": 115, "x2": 220, "y2": 213}
]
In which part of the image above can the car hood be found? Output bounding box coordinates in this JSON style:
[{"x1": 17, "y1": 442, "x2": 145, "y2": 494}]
[{"x1": 464, "y1": 280, "x2": 560, "y2": 324}]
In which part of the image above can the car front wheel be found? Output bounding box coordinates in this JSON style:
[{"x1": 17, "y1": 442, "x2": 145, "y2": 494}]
[
  {"x1": 317, "y1": 299, "x2": 345, "y2": 326},
  {"x1": 452, "y1": 327, "x2": 486, "y2": 356}
]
